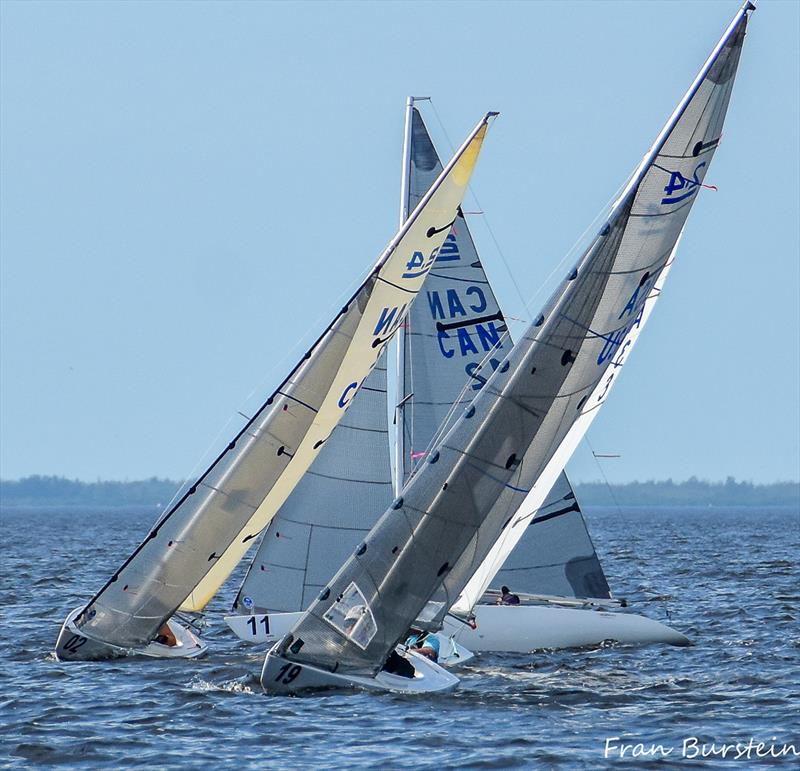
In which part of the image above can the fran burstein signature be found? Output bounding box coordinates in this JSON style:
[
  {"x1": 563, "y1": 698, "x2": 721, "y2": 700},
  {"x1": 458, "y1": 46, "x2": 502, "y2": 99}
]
[{"x1": 603, "y1": 736, "x2": 799, "y2": 761}]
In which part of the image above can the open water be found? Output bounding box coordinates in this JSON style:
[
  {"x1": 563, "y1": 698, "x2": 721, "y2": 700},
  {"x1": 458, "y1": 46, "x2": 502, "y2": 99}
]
[{"x1": 1, "y1": 505, "x2": 798, "y2": 769}]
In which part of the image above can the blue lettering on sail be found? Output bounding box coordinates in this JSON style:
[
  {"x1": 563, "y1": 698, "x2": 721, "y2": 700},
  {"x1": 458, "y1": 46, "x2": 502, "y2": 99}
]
[
  {"x1": 661, "y1": 161, "x2": 706, "y2": 205},
  {"x1": 428, "y1": 291, "x2": 445, "y2": 320},
  {"x1": 476, "y1": 322, "x2": 502, "y2": 351},
  {"x1": 434, "y1": 321, "x2": 504, "y2": 362},
  {"x1": 373, "y1": 304, "x2": 407, "y2": 341},
  {"x1": 402, "y1": 247, "x2": 440, "y2": 279},
  {"x1": 457, "y1": 328, "x2": 479, "y2": 356},
  {"x1": 447, "y1": 289, "x2": 467, "y2": 318},
  {"x1": 437, "y1": 331, "x2": 454, "y2": 359},
  {"x1": 428, "y1": 287, "x2": 490, "y2": 320},
  {"x1": 338, "y1": 381, "x2": 360, "y2": 408},
  {"x1": 595, "y1": 338, "x2": 633, "y2": 405},
  {"x1": 466, "y1": 358, "x2": 501, "y2": 391},
  {"x1": 436, "y1": 233, "x2": 460, "y2": 262},
  {"x1": 373, "y1": 306, "x2": 398, "y2": 337},
  {"x1": 466, "y1": 286, "x2": 487, "y2": 313},
  {"x1": 598, "y1": 305, "x2": 644, "y2": 365}
]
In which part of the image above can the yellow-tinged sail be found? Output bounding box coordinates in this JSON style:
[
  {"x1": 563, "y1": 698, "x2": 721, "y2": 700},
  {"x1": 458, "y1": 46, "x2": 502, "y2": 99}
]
[
  {"x1": 56, "y1": 111, "x2": 496, "y2": 658},
  {"x1": 181, "y1": 119, "x2": 492, "y2": 612}
]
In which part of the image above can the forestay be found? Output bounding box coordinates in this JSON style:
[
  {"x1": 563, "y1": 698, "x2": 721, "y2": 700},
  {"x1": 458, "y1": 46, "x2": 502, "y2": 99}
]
[
  {"x1": 232, "y1": 352, "x2": 392, "y2": 614},
  {"x1": 65, "y1": 113, "x2": 495, "y2": 651},
  {"x1": 272, "y1": 5, "x2": 752, "y2": 677}
]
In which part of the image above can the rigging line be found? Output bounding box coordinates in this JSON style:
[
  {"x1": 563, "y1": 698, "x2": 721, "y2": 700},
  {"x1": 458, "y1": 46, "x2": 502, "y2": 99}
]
[
  {"x1": 558, "y1": 313, "x2": 625, "y2": 345},
  {"x1": 583, "y1": 434, "x2": 647, "y2": 596},
  {"x1": 427, "y1": 99, "x2": 532, "y2": 323},
  {"x1": 586, "y1": 435, "x2": 624, "y2": 513}
]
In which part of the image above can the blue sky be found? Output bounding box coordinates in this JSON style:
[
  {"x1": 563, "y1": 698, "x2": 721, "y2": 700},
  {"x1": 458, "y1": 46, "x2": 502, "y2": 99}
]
[{"x1": 1, "y1": 0, "x2": 797, "y2": 484}]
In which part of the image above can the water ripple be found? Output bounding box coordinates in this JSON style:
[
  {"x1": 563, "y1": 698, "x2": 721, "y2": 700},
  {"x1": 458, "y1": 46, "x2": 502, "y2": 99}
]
[{"x1": 0, "y1": 505, "x2": 798, "y2": 768}]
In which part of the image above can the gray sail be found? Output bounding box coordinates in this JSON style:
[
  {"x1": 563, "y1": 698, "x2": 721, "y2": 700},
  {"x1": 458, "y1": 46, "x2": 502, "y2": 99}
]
[
  {"x1": 400, "y1": 109, "x2": 609, "y2": 602},
  {"x1": 398, "y1": 107, "x2": 510, "y2": 485},
  {"x1": 490, "y1": 471, "x2": 610, "y2": 599},
  {"x1": 64, "y1": 113, "x2": 495, "y2": 651},
  {"x1": 272, "y1": 6, "x2": 751, "y2": 678},
  {"x1": 233, "y1": 352, "x2": 392, "y2": 614}
]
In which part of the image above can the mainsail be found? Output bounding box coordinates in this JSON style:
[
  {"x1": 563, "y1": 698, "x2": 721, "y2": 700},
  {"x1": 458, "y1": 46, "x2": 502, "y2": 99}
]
[
  {"x1": 63, "y1": 113, "x2": 495, "y2": 652},
  {"x1": 397, "y1": 104, "x2": 511, "y2": 485},
  {"x1": 232, "y1": 352, "x2": 392, "y2": 614},
  {"x1": 397, "y1": 104, "x2": 609, "y2": 602},
  {"x1": 271, "y1": 4, "x2": 752, "y2": 677}
]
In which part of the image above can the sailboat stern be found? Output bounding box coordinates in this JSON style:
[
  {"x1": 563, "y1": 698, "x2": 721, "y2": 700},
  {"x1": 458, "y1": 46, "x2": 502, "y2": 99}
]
[{"x1": 260, "y1": 647, "x2": 459, "y2": 695}]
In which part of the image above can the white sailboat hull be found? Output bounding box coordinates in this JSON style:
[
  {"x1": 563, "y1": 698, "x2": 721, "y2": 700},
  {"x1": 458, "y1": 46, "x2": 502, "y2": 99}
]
[
  {"x1": 225, "y1": 611, "x2": 474, "y2": 666},
  {"x1": 442, "y1": 603, "x2": 689, "y2": 652},
  {"x1": 225, "y1": 611, "x2": 301, "y2": 644},
  {"x1": 54, "y1": 607, "x2": 208, "y2": 661},
  {"x1": 260, "y1": 647, "x2": 459, "y2": 695}
]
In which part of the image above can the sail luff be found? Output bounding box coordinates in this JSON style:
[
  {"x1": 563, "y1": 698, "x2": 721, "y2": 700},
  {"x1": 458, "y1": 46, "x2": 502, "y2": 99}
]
[{"x1": 68, "y1": 112, "x2": 495, "y2": 650}]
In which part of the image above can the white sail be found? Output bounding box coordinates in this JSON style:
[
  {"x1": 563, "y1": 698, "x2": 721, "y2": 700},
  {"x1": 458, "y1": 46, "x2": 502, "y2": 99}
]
[
  {"x1": 231, "y1": 352, "x2": 392, "y2": 614},
  {"x1": 264, "y1": 4, "x2": 752, "y2": 681},
  {"x1": 397, "y1": 104, "x2": 511, "y2": 485},
  {"x1": 488, "y1": 470, "x2": 611, "y2": 601},
  {"x1": 56, "y1": 112, "x2": 495, "y2": 656}
]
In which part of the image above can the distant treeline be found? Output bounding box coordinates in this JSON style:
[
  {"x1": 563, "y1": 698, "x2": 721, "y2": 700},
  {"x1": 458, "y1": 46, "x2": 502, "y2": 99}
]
[
  {"x1": 0, "y1": 476, "x2": 182, "y2": 507},
  {"x1": 575, "y1": 477, "x2": 799, "y2": 507},
  {"x1": 1, "y1": 475, "x2": 798, "y2": 508}
]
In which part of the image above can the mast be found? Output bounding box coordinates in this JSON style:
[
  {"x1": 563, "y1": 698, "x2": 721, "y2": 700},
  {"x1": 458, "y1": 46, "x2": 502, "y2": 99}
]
[{"x1": 393, "y1": 96, "x2": 416, "y2": 496}]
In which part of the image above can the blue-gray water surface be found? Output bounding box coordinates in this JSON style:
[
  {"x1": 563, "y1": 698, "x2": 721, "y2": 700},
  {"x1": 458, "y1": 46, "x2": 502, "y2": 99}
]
[{"x1": 1, "y1": 505, "x2": 798, "y2": 769}]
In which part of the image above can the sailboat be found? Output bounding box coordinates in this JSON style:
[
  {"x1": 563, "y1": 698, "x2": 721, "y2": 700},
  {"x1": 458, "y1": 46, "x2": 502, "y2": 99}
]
[
  {"x1": 260, "y1": 1, "x2": 754, "y2": 694},
  {"x1": 226, "y1": 99, "x2": 685, "y2": 655},
  {"x1": 54, "y1": 111, "x2": 496, "y2": 661}
]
